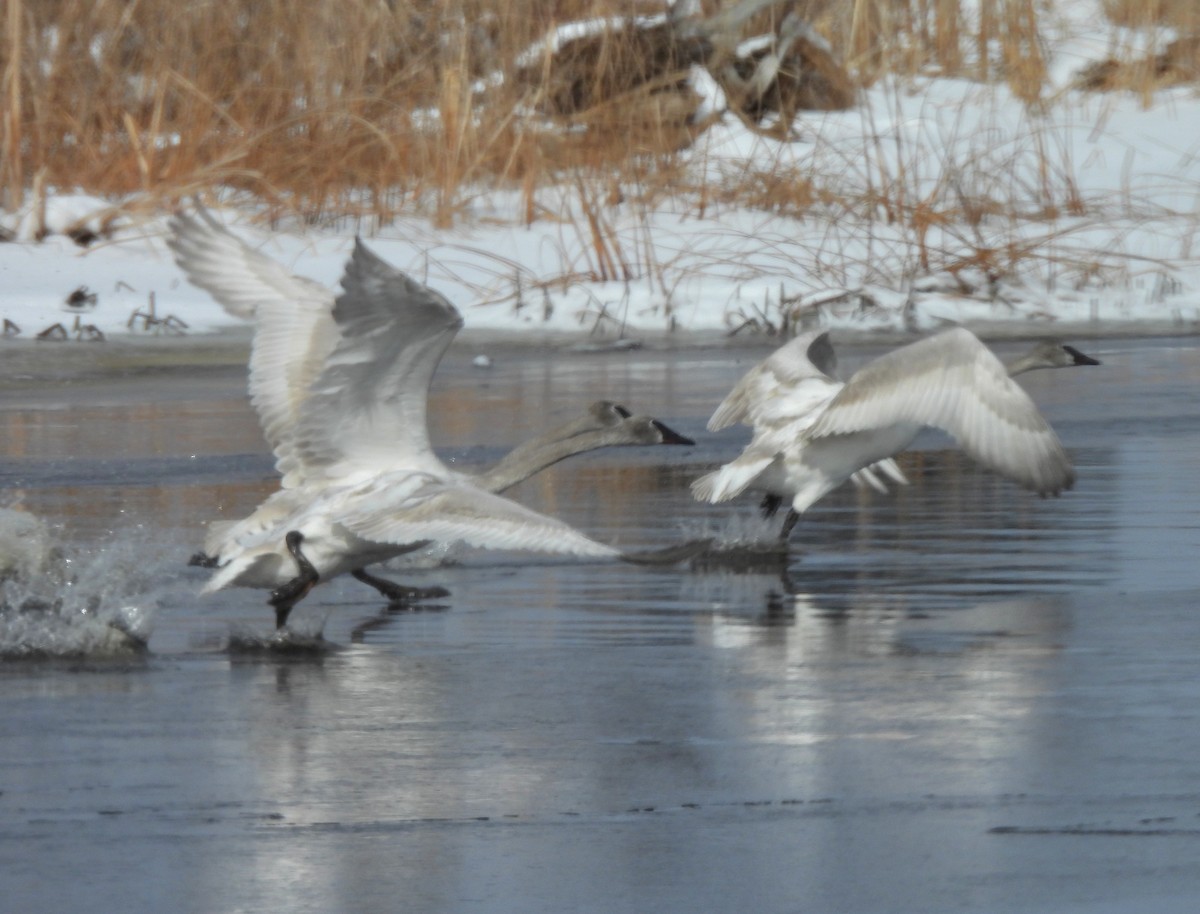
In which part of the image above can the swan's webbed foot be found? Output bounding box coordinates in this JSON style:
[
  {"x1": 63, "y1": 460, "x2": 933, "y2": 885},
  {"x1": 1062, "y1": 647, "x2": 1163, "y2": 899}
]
[
  {"x1": 760, "y1": 494, "x2": 783, "y2": 519},
  {"x1": 188, "y1": 551, "x2": 219, "y2": 568},
  {"x1": 269, "y1": 531, "x2": 319, "y2": 628},
  {"x1": 351, "y1": 568, "x2": 450, "y2": 605},
  {"x1": 778, "y1": 509, "x2": 800, "y2": 543}
]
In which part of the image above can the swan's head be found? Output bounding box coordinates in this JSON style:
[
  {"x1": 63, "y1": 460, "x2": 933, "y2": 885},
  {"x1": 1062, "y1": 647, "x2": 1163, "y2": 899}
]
[
  {"x1": 585, "y1": 401, "x2": 693, "y2": 444},
  {"x1": 1008, "y1": 340, "x2": 1101, "y2": 375},
  {"x1": 588, "y1": 400, "x2": 634, "y2": 428},
  {"x1": 624, "y1": 416, "x2": 695, "y2": 446},
  {"x1": 1037, "y1": 341, "x2": 1101, "y2": 368}
]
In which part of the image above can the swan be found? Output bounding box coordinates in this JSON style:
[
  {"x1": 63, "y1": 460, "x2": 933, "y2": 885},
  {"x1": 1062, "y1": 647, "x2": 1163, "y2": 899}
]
[
  {"x1": 170, "y1": 210, "x2": 694, "y2": 583},
  {"x1": 171, "y1": 217, "x2": 699, "y2": 626},
  {"x1": 692, "y1": 328, "x2": 1100, "y2": 540},
  {"x1": 169, "y1": 208, "x2": 692, "y2": 500},
  {"x1": 197, "y1": 399, "x2": 693, "y2": 569}
]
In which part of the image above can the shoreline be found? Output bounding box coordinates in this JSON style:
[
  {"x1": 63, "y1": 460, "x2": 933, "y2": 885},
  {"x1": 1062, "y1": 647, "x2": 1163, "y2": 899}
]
[{"x1": 1, "y1": 318, "x2": 1196, "y2": 373}]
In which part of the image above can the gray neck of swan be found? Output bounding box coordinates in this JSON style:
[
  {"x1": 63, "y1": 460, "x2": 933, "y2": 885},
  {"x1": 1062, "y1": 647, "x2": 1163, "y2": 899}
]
[
  {"x1": 477, "y1": 428, "x2": 621, "y2": 494},
  {"x1": 1003, "y1": 352, "x2": 1046, "y2": 377}
]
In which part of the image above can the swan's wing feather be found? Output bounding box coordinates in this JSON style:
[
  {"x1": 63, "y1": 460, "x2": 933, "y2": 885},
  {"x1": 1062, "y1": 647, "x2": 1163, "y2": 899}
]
[
  {"x1": 850, "y1": 465, "x2": 888, "y2": 493},
  {"x1": 341, "y1": 478, "x2": 621, "y2": 558},
  {"x1": 292, "y1": 240, "x2": 463, "y2": 478},
  {"x1": 168, "y1": 208, "x2": 338, "y2": 486},
  {"x1": 204, "y1": 489, "x2": 307, "y2": 558},
  {"x1": 167, "y1": 208, "x2": 330, "y2": 321},
  {"x1": 850, "y1": 457, "x2": 909, "y2": 493},
  {"x1": 708, "y1": 331, "x2": 837, "y2": 431},
  {"x1": 808, "y1": 329, "x2": 1075, "y2": 495},
  {"x1": 873, "y1": 456, "x2": 909, "y2": 486},
  {"x1": 707, "y1": 365, "x2": 768, "y2": 431},
  {"x1": 697, "y1": 388, "x2": 835, "y2": 504}
]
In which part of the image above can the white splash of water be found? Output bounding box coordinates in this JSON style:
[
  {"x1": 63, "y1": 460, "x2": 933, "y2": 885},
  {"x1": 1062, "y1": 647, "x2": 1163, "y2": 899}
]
[
  {"x1": 0, "y1": 524, "x2": 177, "y2": 659},
  {"x1": 225, "y1": 618, "x2": 337, "y2": 656},
  {"x1": 679, "y1": 511, "x2": 784, "y2": 550}
]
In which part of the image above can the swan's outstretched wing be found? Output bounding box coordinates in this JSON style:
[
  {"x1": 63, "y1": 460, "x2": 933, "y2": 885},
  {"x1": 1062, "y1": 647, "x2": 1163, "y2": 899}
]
[
  {"x1": 708, "y1": 331, "x2": 838, "y2": 431},
  {"x1": 291, "y1": 240, "x2": 464, "y2": 479},
  {"x1": 168, "y1": 208, "x2": 338, "y2": 486},
  {"x1": 807, "y1": 328, "x2": 1075, "y2": 495},
  {"x1": 203, "y1": 487, "x2": 307, "y2": 558},
  {"x1": 341, "y1": 476, "x2": 622, "y2": 558}
]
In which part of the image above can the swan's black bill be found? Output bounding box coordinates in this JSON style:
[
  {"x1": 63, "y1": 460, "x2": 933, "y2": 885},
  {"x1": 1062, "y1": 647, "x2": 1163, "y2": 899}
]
[
  {"x1": 1064, "y1": 345, "x2": 1101, "y2": 366},
  {"x1": 652, "y1": 419, "x2": 695, "y2": 446}
]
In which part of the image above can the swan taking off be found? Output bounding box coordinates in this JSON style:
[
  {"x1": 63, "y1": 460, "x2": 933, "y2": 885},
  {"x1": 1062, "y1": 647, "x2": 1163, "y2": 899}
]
[
  {"x1": 195, "y1": 398, "x2": 694, "y2": 577},
  {"x1": 170, "y1": 212, "x2": 699, "y2": 627},
  {"x1": 692, "y1": 328, "x2": 1100, "y2": 541}
]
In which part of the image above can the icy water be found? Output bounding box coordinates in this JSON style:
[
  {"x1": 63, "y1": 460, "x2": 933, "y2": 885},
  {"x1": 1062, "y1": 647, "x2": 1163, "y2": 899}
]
[{"x1": 2, "y1": 334, "x2": 1200, "y2": 914}]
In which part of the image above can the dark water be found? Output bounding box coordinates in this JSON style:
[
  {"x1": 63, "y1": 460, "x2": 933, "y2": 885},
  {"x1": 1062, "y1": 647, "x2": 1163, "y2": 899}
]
[{"x1": 2, "y1": 336, "x2": 1200, "y2": 913}]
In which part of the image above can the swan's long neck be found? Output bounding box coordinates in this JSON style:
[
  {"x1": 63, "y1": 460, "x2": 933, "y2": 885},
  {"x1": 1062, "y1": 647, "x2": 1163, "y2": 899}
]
[
  {"x1": 1004, "y1": 352, "x2": 1044, "y2": 377},
  {"x1": 477, "y1": 428, "x2": 625, "y2": 494}
]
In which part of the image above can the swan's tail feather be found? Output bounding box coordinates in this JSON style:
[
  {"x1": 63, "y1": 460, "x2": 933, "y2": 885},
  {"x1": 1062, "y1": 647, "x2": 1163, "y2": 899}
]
[
  {"x1": 691, "y1": 455, "x2": 773, "y2": 504},
  {"x1": 690, "y1": 471, "x2": 722, "y2": 503}
]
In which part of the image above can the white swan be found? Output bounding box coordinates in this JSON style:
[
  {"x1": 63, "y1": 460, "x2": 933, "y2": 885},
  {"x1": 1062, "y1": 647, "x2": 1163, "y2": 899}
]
[
  {"x1": 692, "y1": 328, "x2": 1099, "y2": 540},
  {"x1": 170, "y1": 215, "x2": 698, "y2": 626},
  {"x1": 198, "y1": 399, "x2": 692, "y2": 569}
]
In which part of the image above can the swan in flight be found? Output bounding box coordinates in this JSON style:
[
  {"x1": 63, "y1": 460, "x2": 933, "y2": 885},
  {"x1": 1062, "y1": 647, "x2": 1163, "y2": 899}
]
[
  {"x1": 170, "y1": 212, "x2": 698, "y2": 626},
  {"x1": 692, "y1": 328, "x2": 1099, "y2": 540}
]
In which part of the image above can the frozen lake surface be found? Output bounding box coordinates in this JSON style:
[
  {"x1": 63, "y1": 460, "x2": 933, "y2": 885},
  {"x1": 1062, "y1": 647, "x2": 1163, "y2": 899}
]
[{"x1": 2, "y1": 335, "x2": 1200, "y2": 913}]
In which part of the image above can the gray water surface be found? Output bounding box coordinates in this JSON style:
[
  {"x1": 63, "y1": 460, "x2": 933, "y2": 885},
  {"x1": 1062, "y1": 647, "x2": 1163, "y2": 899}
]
[{"x1": 2, "y1": 336, "x2": 1200, "y2": 914}]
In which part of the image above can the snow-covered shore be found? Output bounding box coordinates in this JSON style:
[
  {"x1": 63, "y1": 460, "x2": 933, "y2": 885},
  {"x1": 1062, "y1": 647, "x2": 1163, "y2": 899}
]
[{"x1": 1, "y1": 1, "x2": 1198, "y2": 344}]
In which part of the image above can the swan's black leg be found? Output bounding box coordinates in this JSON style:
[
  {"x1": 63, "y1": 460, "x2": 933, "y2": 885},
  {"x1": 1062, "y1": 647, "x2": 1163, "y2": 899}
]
[
  {"x1": 188, "y1": 551, "x2": 219, "y2": 568},
  {"x1": 778, "y1": 509, "x2": 801, "y2": 542},
  {"x1": 269, "y1": 531, "x2": 319, "y2": 628},
  {"x1": 351, "y1": 568, "x2": 450, "y2": 605},
  {"x1": 760, "y1": 494, "x2": 783, "y2": 519}
]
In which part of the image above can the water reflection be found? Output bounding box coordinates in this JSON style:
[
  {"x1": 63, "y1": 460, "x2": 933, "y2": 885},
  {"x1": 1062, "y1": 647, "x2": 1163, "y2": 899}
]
[{"x1": 5, "y1": 338, "x2": 1200, "y2": 913}]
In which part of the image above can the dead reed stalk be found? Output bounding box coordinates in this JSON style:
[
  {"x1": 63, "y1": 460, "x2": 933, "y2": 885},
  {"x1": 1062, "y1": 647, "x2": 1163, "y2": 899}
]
[{"x1": 2, "y1": 0, "x2": 22, "y2": 212}]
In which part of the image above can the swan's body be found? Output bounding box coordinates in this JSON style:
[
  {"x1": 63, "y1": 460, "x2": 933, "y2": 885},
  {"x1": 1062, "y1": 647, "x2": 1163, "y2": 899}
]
[
  {"x1": 170, "y1": 211, "x2": 696, "y2": 625},
  {"x1": 201, "y1": 400, "x2": 691, "y2": 566},
  {"x1": 693, "y1": 328, "x2": 1099, "y2": 539}
]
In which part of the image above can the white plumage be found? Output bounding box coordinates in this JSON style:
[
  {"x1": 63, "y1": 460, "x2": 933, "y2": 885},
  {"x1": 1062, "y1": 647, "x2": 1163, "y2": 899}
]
[
  {"x1": 170, "y1": 211, "x2": 697, "y2": 626},
  {"x1": 693, "y1": 328, "x2": 1099, "y2": 539}
]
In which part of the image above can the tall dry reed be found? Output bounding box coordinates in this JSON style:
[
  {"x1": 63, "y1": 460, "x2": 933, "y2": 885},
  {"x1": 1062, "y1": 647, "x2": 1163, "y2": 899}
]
[{"x1": 0, "y1": 0, "x2": 1184, "y2": 234}]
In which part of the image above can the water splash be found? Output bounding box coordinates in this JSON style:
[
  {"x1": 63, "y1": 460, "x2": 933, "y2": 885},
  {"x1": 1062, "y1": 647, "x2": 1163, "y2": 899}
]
[
  {"x1": 225, "y1": 619, "x2": 339, "y2": 657},
  {"x1": 679, "y1": 512, "x2": 784, "y2": 549},
  {"x1": 0, "y1": 521, "x2": 169, "y2": 660},
  {"x1": 678, "y1": 513, "x2": 791, "y2": 572},
  {"x1": 0, "y1": 507, "x2": 56, "y2": 582},
  {"x1": 0, "y1": 598, "x2": 150, "y2": 660}
]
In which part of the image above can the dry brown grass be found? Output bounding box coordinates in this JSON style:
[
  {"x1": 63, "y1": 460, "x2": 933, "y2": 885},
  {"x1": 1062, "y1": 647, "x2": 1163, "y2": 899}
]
[
  {"x1": 0, "y1": 0, "x2": 1190, "y2": 235},
  {"x1": 1076, "y1": 0, "x2": 1200, "y2": 100},
  {"x1": 1101, "y1": 0, "x2": 1200, "y2": 31}
]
